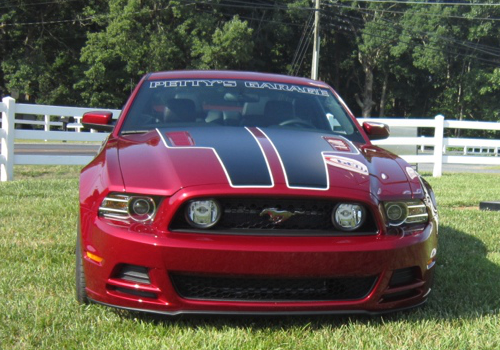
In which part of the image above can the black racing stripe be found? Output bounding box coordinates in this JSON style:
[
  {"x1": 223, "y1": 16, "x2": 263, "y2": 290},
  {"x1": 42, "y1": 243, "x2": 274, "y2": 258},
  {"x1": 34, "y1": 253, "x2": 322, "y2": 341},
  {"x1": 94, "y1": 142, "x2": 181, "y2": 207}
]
[
  {"x1": 263, "y1": 128, "x2": 329, "y2": 189},
  {"x1": 162, "y1": 127, "x2": 272, "y2": 186}
]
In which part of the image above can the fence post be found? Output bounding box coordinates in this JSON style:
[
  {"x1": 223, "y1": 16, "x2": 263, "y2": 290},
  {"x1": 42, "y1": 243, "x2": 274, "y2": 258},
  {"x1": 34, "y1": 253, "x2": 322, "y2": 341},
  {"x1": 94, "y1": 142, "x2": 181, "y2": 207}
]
[
  {"x1": 44, "y1": 115, "x2": 51, "y2": 132},
  {"x1": 433, "y1": 114, "x2": 445, "y2": 177},
  {"x1": 1, "y1": 97, "x2": 15, "y2": 182}
]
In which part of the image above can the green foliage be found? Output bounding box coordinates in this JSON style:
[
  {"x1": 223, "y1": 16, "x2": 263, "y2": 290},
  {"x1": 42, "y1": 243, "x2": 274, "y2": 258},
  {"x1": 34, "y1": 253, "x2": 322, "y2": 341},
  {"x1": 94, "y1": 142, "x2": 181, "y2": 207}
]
[
  {"x1": 0, "y1": 0, "x2": 92, "y2": 105},
  {"x1": 2, "y1": 0, "x2": 500, "y2": 122},
  {"x1": 193, "y1": 17, "x2": 254, "y2": 70},
  {"x1": 77, "y1": 0, "x2": 192, "y2": 107}
]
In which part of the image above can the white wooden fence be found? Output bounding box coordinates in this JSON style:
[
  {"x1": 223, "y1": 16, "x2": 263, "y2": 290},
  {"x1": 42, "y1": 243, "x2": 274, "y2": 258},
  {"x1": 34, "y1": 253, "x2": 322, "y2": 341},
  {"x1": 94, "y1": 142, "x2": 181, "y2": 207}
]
[
  {"x1": 0, "y1": 97, "x2": 120, "y2": 181},
  {"x1": 358, "y1": 116, "x2": 500, "y2": 177},
  {"x1": 1, "y1": 96, "x2": 499, "y2": 181}
]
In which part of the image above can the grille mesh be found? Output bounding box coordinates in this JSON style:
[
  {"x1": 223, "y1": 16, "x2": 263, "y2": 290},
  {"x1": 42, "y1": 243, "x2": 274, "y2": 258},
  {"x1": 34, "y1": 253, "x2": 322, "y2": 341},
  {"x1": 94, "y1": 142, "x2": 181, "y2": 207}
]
[
  {"x1": 170, "y1": 273, "x2": 377, "y2": 301},
  {"x1": 170, "y1": 197, "x2": 377, "y2": 234}
]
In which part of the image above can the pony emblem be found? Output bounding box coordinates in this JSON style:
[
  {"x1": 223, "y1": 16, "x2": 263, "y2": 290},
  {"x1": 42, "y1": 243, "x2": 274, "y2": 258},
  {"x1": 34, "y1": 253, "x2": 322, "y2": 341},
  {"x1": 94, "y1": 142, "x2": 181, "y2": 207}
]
[{"x1": 260, "y1": 208, "x2": 304, "y2": 224}]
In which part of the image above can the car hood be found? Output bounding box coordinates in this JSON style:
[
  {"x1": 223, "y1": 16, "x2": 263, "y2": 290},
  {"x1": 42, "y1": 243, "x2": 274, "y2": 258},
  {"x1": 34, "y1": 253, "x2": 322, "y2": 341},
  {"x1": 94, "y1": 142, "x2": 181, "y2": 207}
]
[{"x1": 117, "y1": 127, "x2": 420, "y2": 200}]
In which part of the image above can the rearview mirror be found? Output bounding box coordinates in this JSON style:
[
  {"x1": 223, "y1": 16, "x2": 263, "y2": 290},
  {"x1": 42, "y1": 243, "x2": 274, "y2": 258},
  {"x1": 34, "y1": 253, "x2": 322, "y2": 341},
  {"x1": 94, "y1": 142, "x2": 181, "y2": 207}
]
[
  {"x1": 362, "y1": 122, "x2": 390, "y2": 140},
  {"x1": 82, "y1": 111, "x2": 114, "y2": 132}
]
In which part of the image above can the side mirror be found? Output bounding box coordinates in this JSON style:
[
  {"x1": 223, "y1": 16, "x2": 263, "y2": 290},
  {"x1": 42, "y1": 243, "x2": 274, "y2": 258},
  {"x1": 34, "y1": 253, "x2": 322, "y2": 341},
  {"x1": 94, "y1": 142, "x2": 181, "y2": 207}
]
[
  {"x1": 82, "y1": 111, "x2": 114, "y2": 132},
  {"x1": 362, "y1": 122, "x2": 390, "y2": 140}
]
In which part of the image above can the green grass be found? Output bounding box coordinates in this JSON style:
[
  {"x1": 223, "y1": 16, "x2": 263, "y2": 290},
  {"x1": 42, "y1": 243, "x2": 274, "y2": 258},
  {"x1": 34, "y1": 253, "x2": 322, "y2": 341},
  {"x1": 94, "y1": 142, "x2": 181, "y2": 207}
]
[{"x1": 1, "y1": 167, "x2": 500, "y2": 349}]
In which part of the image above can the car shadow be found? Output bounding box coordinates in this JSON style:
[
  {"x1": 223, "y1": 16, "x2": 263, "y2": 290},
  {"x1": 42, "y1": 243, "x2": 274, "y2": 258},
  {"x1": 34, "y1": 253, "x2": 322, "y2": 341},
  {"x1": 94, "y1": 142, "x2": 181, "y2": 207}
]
[{"x1": 114, "y1": 224, "x2": 500, "y2": 329}]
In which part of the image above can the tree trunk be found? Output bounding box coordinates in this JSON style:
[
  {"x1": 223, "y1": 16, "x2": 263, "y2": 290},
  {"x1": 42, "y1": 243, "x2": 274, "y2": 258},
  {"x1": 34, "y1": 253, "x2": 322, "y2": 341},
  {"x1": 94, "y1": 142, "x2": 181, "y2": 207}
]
[
  {"x1": 379, "y1": 72, "x2": 388, "y2": 117},
  {"x1": 355, "y1": 61, "x2": 376, "y2": 117}
]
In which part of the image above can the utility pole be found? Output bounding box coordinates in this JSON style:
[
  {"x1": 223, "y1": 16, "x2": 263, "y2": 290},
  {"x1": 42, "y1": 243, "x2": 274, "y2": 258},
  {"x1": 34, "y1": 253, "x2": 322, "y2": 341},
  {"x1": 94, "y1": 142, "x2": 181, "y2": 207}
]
[{"x1": 311, "y1": 0, "x2": 320, "y2": 80}]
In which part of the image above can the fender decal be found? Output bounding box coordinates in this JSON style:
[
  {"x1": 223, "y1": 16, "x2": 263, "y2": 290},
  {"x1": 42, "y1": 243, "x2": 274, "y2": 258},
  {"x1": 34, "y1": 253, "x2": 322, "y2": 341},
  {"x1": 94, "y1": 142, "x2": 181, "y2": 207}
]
[{"x1": 324, "y1": 154, "x2": 369, "y2": 176}]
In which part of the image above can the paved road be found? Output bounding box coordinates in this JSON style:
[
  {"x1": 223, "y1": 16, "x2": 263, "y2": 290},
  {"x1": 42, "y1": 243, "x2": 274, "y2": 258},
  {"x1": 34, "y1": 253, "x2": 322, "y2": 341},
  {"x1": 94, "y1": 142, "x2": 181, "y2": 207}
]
[
  {"x1": 416, "y1": 163, "x2": 500, "y2": 174},
  {"x1": 14, "y1": 143, "x2": 100, "y2": 156}
]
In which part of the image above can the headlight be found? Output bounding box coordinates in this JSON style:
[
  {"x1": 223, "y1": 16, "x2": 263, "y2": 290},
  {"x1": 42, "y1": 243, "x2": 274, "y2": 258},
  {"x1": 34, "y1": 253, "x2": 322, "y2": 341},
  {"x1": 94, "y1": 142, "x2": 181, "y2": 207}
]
[
  {"x1": 384, "y1": 200, "x2": 428, "y2": 226},
  {"x1": 129, "y1": 197, "x2": 156, "y2": 222},
  {"x1": 332, "y1": 203, "x2": 366, "y2": 231},
  {"x1": 99, "y1": 194, "x2": 157, "y2": 223},
  {"x1": 185, "y1": 199, "x2": 221, "y2": 229}
]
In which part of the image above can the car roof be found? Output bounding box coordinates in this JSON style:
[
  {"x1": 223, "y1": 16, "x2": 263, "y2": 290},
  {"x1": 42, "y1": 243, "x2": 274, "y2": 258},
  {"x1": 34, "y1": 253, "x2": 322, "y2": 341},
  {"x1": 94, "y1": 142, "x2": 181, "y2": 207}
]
[{"x1": 146, "y1": 70, "x2": 330, "y2": 88}]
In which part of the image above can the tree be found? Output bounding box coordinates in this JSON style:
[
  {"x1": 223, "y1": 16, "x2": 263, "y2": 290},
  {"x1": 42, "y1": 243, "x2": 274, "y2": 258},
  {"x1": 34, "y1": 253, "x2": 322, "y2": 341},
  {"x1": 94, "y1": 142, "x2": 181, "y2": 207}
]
[
  {"x1": 77, "y1": 0, "x2": 198, "y2": 107},
  {"x1": 323, "y1": 1, "x2": 405, "y2": 117},
  {"x1": 192, "y1": 17, "x2": 254, "y2": 70},
  {"x1": 393, "y1": 2, "x2": 500, "y2": 124},
  {"x1": 354, "y1": 10, "x2": 399, "y2": 117},
  {"x1": 2, "y1": 0, "x2": 500, "y2": 128},
  {"x1": 0, "y1": 0, "x2": 100, "y2": 105},
  {"x1": 77, "y1": 0, "x2": 260, "y2": 107}
]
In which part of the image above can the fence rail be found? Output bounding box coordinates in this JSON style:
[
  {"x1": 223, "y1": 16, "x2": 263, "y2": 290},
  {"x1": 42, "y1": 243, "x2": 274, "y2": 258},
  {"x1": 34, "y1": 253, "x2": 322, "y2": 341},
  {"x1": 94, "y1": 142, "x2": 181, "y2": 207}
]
[
  {"x1": 2, "y1": 96, "x2": 500, "y2": 181},
  {"x1": 358, "y1": 116, "x2": 500, "y2": 176},
  {"x1": 1, "y1": 97, "x2": 118, "y2": 181}
]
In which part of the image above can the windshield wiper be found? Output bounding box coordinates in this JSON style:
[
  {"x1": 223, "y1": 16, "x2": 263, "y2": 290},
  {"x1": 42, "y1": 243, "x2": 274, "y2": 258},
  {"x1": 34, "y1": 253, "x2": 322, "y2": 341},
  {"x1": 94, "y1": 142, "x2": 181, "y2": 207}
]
[{"x1": 120, "y1": 130, "x2": 150, "y2": 135}]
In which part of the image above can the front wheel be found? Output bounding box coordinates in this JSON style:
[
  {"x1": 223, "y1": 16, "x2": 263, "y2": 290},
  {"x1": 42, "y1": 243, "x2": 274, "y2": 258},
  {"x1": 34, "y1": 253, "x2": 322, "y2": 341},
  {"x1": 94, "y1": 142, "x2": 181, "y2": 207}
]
[{"x1": 75, "y1": 223, "x2": 89, "y2": 304}]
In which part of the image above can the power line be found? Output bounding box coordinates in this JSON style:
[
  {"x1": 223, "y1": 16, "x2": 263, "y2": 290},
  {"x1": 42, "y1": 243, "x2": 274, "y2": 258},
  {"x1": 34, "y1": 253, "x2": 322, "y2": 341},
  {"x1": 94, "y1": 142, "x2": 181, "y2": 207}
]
[
  {"x1": 193, "y1": 0, "x2": 313, "y2": 12},
  {"x1": 290, "y1": 12, "x2": 315, "y2": 76},
  {"x1": 330, "y1": 23, "x2": 500, "y2": 67},
  {"x1": 193, "y1": 5, "x2": 314, "y2": 76},
  {"x1": 325, "y1": 0, "x2": 500, "y2": 21},
  {"x1": 0, "y1": 0, "x2": 313, "y2": 27},
  {"x1": 321, "y1": 1, "x2": 500, "y2": 66},
  {"x1": 321, "y1": 13, "x2": 500, "y2": 67},
  {"x1": 338, "y1": 0, "x2": 500, "y2": 6},
  {"x1": 3, "y1": 0, "x2": 499, "y2": 69},
  {"x1": 194, "y1": 8, "x2": 306, "y2": 28},
  {"x1": 3, "y1": 0, "x2": 500, "y2": 28},
  {"x1": 0, "y1": 0, "x2": 80, "y2": 10},
  {"x1": 0, "y1": 1, "x2": 181, "y2": 27},
  {"x1": 325, "y1": 8, "x2": 500, "y2": 57}
]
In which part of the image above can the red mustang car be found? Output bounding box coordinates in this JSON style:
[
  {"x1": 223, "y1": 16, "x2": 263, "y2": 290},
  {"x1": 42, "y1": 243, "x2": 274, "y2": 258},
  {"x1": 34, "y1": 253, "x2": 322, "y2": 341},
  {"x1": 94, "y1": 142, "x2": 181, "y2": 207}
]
[{"x1": 76, "y1": 70, "x2": 438, "y2": 315}]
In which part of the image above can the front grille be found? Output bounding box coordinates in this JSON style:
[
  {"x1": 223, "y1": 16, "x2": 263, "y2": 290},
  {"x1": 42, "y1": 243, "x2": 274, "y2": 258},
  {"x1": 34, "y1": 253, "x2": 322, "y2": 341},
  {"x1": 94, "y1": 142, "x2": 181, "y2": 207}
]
[
  {"x1": 170, "y1": 273, "x2": 377, "y2": 301},
  {"x1": 170, "y1": 198, "x2": 377, "y2": 235}
]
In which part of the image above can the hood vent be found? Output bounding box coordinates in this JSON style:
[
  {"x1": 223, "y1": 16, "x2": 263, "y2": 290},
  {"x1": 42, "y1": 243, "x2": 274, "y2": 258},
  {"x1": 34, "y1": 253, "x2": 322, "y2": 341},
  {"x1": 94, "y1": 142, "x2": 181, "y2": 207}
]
[
  {"x1": 166, "y1": 131, "x2": 195, "y2": 147},
  {"x1": 324, "y1": 137, "x2": 352, "y2": 152}
]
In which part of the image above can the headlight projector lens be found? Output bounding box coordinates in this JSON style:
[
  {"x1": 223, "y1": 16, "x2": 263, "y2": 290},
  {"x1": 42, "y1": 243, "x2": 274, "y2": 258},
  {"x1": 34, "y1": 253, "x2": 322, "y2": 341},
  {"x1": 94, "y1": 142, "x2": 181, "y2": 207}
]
[{"x1": 129, "y1": 197, "x2": 156, "y2": 222}]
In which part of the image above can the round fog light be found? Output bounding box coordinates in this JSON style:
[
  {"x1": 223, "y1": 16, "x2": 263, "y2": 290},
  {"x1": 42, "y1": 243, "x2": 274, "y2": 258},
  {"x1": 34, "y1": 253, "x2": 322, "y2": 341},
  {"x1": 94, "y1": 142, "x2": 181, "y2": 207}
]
[
  {"x1": 333, "y1": 203, "x2": 366, "y2": 231},
  {"x1": 185, "y1": 199, "x2": 221, "y2": 229}
]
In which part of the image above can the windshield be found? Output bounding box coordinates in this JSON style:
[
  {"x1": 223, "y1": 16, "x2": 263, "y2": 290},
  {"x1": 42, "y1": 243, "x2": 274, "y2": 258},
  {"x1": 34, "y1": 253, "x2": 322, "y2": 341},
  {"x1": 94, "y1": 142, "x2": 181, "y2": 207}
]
[{"x1": 120, "y1": 79, "x2": 364, "y2": 142}]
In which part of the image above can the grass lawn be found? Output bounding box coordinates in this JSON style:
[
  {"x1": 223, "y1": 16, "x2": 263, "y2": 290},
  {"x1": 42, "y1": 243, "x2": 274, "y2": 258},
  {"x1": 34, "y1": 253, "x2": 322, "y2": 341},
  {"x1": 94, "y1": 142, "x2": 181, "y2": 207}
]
[{"x1": 1, "y1": 166, "x2": 499, "y2": 349}]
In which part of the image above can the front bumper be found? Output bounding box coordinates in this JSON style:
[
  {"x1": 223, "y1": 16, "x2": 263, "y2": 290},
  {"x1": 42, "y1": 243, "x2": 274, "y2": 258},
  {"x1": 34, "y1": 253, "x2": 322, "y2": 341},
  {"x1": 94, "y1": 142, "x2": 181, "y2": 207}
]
[{"x1": 81, "y1": 217, "x2": 437, "y2": 315}]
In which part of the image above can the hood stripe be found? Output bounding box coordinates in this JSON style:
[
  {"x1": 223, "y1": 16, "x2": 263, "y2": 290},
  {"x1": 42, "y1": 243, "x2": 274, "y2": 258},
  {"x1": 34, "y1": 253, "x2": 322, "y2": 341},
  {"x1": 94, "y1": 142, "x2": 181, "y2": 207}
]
[
  {"x1": 157, "y1": 128, "x2": 273, "y2": 188},
  {"x1": 157, "y1": 127, "x2": 364, "y2": 191},
  {"x1": 246, "y1": 127, "x2": 287, "y2": 185},
  {"x1": 257, "y1": 128, "x2": 330, "y2": 190}
]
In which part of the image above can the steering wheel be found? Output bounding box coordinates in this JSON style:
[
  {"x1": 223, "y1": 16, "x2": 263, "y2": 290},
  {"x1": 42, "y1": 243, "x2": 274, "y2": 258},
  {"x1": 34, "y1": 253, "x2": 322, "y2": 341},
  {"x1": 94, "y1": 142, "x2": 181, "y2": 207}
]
[{"x1": 279, "y1": 118, "x2": 315, "y2": 128}]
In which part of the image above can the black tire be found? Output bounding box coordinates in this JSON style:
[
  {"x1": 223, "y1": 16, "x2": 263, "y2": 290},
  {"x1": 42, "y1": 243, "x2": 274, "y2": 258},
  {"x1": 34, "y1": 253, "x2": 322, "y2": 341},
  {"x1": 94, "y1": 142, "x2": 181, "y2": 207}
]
[{"x1": 75, "y1": 223, "x2": 89, "y2": 304}]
